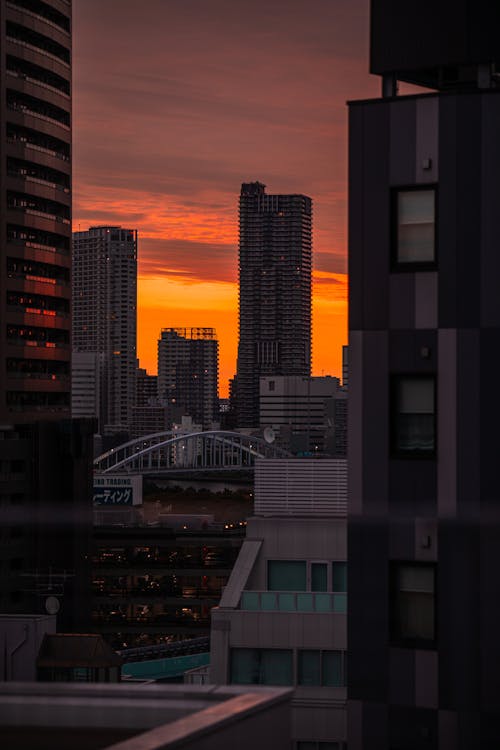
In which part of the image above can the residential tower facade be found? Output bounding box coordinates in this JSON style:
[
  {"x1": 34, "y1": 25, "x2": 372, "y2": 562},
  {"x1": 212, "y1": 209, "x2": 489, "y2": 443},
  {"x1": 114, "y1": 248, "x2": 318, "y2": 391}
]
[
  {"x1": 236, "y1": 182, "x2": 312, "y2": 428},
  {"x1": 1, "y1": 0, "x2": 72, "y2": 422},
  {"x1": 157, "y1": 327, "x2": 219, "y2": 430},
  {"x1": 72, "y1": 225, "x2": 138, "y2": 437}
]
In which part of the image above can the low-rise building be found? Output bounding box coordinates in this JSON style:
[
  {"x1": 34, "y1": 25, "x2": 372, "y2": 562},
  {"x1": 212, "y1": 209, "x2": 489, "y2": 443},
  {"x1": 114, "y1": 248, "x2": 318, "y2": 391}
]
[{"x1": 210, "y1": 458, "x2": 347, "y2": 748}]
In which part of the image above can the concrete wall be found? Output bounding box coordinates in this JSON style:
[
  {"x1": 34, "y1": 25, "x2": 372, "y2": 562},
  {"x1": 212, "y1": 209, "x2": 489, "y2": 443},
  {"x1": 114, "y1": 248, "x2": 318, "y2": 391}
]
[{"x1": 0, "y1": 615, "x2": 56, "y2": 681}]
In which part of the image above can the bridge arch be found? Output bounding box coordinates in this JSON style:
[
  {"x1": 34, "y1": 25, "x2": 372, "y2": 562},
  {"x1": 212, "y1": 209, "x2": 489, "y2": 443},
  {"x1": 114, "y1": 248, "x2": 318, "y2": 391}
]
[{"x1": 94, "y1": 430, "x2": 290, "y2": 475}]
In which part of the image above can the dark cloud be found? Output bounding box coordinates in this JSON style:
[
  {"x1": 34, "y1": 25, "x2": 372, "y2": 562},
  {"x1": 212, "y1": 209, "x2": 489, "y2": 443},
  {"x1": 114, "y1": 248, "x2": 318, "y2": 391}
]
[
  {"x1": 139, "y1": 238, "x2": 237, "y2": 283},
  {"x1": 73, "y1": 0, "x2": 378, "y2": 280}
]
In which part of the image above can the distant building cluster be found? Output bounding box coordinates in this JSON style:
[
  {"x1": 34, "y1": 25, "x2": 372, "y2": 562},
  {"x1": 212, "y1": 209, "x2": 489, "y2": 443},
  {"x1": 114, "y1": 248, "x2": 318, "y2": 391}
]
[{"x1": 69, "y1": 181, "x2": 347, "y2": 456}]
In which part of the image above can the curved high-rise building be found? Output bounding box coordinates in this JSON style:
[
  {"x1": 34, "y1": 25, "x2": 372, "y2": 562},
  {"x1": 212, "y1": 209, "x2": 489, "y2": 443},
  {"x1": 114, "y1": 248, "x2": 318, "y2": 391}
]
[{"x1": 0, "y1": 0, "x2": 72, "y2": 423}]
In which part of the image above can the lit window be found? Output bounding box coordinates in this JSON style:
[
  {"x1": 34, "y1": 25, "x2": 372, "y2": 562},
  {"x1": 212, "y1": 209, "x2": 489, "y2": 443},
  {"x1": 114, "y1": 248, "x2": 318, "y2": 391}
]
[
  {"x1": 392, "y1": 376, "x2": 435, "y2": 455},
  {"x1": 390, "y1": 563, "x2": 436, "y2": 645},
  {"x1": 395, "y1": 188, "x2": 436, "y2": 265}
]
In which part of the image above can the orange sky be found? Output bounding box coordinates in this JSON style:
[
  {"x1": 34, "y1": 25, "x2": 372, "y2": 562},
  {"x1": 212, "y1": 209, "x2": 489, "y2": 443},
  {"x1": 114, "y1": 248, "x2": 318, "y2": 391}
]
[{"x1": 73, "y1": 0, "x2": 379, "y2": 396}]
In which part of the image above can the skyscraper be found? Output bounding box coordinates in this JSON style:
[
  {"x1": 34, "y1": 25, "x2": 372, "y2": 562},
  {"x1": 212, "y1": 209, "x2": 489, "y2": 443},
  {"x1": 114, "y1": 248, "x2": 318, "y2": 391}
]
[
  {"x1": 348, "y1": 1, "x2": 500, "y2": 747},
  {"x1": 1, "y1": 0, "x2": 72, "y2": 422},
  {"x1": 236, "y1": 182, "x2": 312, "y2": 427},
  {"x1": 72, "y1": 226, "x2": 137, "y2": 437},
  {"x1": 0, "y1": 0, "x2": 95, "y2": 628},
  {"x1": 157, "y1": 327, "x2": 219, "y2": 429}
]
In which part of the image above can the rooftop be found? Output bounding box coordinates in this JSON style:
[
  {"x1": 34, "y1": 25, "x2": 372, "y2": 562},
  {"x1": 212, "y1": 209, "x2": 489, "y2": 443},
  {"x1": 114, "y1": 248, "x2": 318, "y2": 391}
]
[{"x1": 0, "y1": 682, "x2": 291, "y2": 750}]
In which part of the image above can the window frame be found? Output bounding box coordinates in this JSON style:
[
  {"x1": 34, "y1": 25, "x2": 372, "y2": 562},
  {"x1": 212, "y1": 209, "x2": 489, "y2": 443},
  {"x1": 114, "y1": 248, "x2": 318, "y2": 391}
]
[
  {"x1": 390, "y1": 373, "x2": 437, "y2": 459},
  {"x1": 229, "y1": 647, "x2": 293, "y2": 686},
  {"x1": 391, "y1": 185, "x2": 438, "y2": 271},
  {"x1": 230, "y1": 647, "x2": 347, "y2": 688},
  {"x1": 389, "y1": 561, "x2": 437, "y2": 649},
  {"x1": 267, "y1": 559, "x2": 347, "y2": 593},
  {"x1": 297, "y1": 649, "x2": 346, "y2": 688}
]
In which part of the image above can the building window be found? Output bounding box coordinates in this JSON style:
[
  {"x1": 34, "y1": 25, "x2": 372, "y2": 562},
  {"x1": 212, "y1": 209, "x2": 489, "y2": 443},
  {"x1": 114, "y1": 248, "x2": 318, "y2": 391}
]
[
  {"x1": 391, "y1": 376, "x2": 436, "y2": 455},
  {"x1": 268, "y1": 560, "x2": 306, "y2": 591},
  {"x1": 311, "y1": 563, "x2": 328, "y2": 591},
  {"x1": 332, "y1": 562, "x2": 347, "y2": 592},
  {"x1": 267, "y1": 560, "x2": 347, "y2": 594},
  {"x1": 394, "y1": 188, "x2": 436, "y2": 266},
  {"x1": 390, "y1": 563, "x2": 436, "y2": 646},
  {"x1": 297, "y1": 650, "x2": 345, "y2": 687},
  {"x1": 230, "y1": 648, "x2": 293, "y2": 686}
]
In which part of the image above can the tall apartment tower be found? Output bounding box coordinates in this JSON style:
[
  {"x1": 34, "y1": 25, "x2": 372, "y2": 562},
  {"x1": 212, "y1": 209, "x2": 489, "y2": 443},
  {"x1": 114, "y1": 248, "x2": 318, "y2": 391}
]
[
  {"x1": 1, "y1": 0, "x2": 72, "y2": 421},
  {"x1": 0, "y1": 0, "x2": 96, "y2": 629},
  {"x1": 236, "y1": 182, "x2": 312, "y2": 427},
  {"x1": 72, "y1": 226, "x2": 137, "y2": 436},
  {"x1": 157, "y1": 327, "x2": 219, "y2": 429},
  {"x1": 348, "y1": 2, "x2": 500, "y2": 748}
]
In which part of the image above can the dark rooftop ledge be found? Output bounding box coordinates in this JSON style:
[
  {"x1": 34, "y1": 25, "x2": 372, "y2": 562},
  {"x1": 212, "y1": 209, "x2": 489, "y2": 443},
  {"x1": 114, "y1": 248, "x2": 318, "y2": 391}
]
[
  {"x1": 0, "y1": 682, "x2": 292, "y2": 750},
  {"x1": 348, "y1": 87, "x2": 500, "y2": 107}
]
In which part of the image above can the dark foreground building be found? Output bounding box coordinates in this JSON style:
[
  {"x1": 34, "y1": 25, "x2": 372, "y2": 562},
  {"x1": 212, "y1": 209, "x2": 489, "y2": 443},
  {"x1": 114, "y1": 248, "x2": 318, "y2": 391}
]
[
  {"x1": 348, "y1": 1, "x2": 500, "y2": 748},
  {"x1": 236, "y1": 182, "x2": 312, "y2": 428}
]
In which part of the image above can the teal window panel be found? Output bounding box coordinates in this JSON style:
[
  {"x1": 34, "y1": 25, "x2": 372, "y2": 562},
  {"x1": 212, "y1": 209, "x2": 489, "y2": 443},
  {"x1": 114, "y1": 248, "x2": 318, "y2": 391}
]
[
  {"x1": 230, "y1": 648, "x2": 293, "y2": 687},
  {"x1": 268, "y1": 560, "x2": 306, "y2": 591},
  {"x1": 311, "y1": 562, "x2": 328, "y2": 591},
  {"x1": 260, "y1": 649, "x2": 293, "y2": 686},
  {"x1": 315, "y1": 593, "x2": 332, "y2": 612},
  {"x1": 240, "y1": 592, "x2": 259, "y2": 610},
  {"x1": 332, "y1": 562, "x2": 347, "y2": 592},
  {"x1": 298, "y1": 650, "x2": 320, "y2": 686},
  {"x1": 297, "y1": 593, "x2": 314, "y2": 612},
  {"x1": 230, "y1": 648, "x2": 259, "y2": 684},
  {"x1": 333, "y1": 593, "x2": 347, "y2": 613},
  {"x1": 261, "y1": 592, "x2": 277, "y2": 610},
  {"x1": 322, "y1": 651, "x2": 343, "y2": 687},
  {"x1": 278, "y1": 592, "x2": 296, "y2": 611}
]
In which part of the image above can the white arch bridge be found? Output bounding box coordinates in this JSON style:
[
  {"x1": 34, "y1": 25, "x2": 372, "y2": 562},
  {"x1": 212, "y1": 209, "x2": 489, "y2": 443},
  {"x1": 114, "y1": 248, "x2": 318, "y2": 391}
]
[{"x1": 94, "y1": 430, "x2": 291, "y2": 475}]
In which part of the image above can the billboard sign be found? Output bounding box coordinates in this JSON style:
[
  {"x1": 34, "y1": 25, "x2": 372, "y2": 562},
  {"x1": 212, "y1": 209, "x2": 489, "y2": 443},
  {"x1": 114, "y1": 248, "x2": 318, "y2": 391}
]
[{"x1": 93, "y1": 474, "x2": 142, "y2": 506}]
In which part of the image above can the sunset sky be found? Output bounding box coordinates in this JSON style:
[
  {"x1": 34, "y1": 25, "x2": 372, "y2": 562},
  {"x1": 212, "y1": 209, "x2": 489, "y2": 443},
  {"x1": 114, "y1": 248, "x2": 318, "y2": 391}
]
[{"x1": 73, "y1": 0, "x2": 380, "y2": 395}]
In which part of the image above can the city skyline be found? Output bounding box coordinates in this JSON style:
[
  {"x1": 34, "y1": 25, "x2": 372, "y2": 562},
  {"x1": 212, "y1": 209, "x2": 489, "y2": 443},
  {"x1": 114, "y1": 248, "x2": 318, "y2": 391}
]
[{"x1": 73, "y1": 0, "x2": 380, "y2": 394}]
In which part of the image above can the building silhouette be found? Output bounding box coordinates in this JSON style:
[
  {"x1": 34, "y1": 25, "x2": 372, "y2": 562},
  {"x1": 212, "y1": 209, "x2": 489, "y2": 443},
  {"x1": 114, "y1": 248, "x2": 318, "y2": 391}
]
[
  {"x1": 130, "y1": 367, "x2": 167, "y2": 439},
  {"x1": 348, "y1": 1, "x2": 500, "y2": 747},
  {"x1": 236, "y1": 182, "x2": 312, "y2": 427},
  {"x1": 0, "y1": 0, "x2": 95, "y2": 628},
  {"x1": 1, "y1": 0, "x2": 72, "y2": 421},
  {"x1": 72, "y1": 226, "x2": 138, "y2": 437},
  {"x1": 157, "y1": 327, "x2": 219, "y2": 430}
]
